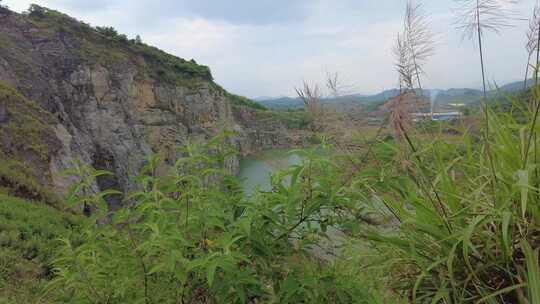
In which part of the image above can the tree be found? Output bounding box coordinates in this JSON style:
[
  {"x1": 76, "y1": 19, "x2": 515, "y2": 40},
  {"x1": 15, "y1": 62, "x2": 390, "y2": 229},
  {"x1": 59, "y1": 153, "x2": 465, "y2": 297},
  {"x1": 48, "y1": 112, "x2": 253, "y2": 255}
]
[
  {"x1": 28, "y1": 4, "x2": 47, "y2": 18},
  {"x1": 96, "y1": 26, "x2": 119, "y2": 38}
]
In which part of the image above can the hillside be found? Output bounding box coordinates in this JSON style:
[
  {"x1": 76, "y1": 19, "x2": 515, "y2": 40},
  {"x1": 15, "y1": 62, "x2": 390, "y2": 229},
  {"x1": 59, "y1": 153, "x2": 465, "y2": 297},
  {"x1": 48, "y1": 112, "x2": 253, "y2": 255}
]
[
  {"x1": 0, "y1": 5, "x2": 299, "y2": 207},
  {"x1": 256, "y1": 81, "x2": 529, "y2": 110}
]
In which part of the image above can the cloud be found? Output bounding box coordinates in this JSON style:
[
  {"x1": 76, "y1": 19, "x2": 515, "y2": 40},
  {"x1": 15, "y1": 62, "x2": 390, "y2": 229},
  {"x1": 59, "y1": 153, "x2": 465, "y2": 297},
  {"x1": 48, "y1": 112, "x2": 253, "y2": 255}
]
[
  {"x1": 2, "y1": 0, "x2": 538, "y2": 97},
  {"x1": 179, "y1": 0, "x2": 308, "y2": 25},
  {"x1": 16, "y1": 0, "x2": 309, "y2": 25},
  {"x1": 47, "y1": 0, "x2": 112, "y2": 12},
  {"x1": 144, "y1": 18, "x2": 239, "y2": 58}
]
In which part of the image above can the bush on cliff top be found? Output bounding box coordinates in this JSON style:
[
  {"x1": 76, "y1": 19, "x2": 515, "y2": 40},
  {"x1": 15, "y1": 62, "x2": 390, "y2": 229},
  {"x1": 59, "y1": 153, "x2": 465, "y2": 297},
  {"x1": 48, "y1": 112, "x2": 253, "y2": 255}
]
[
  {"x1": 25, "y1": 5, "x2": 212, "y2": 82},
  {"x1": 227, "y1": 93, "x2": 268, "y2": 111}
]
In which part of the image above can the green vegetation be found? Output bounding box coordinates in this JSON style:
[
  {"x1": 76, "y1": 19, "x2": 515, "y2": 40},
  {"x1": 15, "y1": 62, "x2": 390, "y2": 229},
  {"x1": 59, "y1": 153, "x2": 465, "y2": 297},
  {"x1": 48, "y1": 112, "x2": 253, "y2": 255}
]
[
  {"x1": 0, "y1": 158, "x2": 58, "y2": 205},
  {"x1": 222, "y1": 89, "x2": 313, "y2": 129},
  {"x1": 25, "y1": 5, "x2": 212, "y2": 84},
  {"x1": 43, "y1": 134, "x2": 375, "y2": 303},
  {"x1": 344, "y1": 93, "x2": 540, "y2": 302},
  {"x1": 95, "y1": 26, "x2": 128, "y2": 42},
  {"x1": 0, "y1": 82, "x2": 60, "y2": 205},
  {"x1": 227, "y1": 93, "x2": 268, "y2": 111},
  {"x1": 0, "y1": 83, "x2": 56, "y2": 160},
  {"x1": 2, "y1": 90, "x2": 540, "y2": 302},
  {"x1": 0, "y1": 32, "x2": 13, "y2": 50},
  {"x1": 130, "y1": 42, "x2": 212, "y2": 82},
  {"x1": 26, "y1": 4, "x2": 94, "y2": 37},
  {"x1": 264, "y1": 109, "x2": 313, "y2": 129},
  {"x1": 0, "y1": 194, "x2": 80, "y2": 303},
  {"x1": 1, "y1": 3, "x2": 539, "y2": 304}
]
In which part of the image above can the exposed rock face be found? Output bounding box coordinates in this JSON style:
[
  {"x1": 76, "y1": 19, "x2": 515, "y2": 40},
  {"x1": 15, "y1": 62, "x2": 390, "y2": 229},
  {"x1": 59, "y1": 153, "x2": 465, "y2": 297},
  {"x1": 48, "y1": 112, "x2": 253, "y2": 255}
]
[
  {"x1": 232, "y1": 106, "x2": 290, "y2": 156},
  {"x1": 0, "y1": 7, "x2": 290, "y2": 207}
]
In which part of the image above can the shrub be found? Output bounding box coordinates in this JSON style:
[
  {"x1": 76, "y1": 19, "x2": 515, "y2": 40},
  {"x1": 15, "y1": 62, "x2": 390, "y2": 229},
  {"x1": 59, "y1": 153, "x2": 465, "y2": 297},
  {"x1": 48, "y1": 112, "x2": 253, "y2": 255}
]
[
  {"x1": 44, "y1": 133, "x2": 375, "y2": 303},
  {"x1": 228, "y1": 93, "x2": 268, "y2": 111},
  {"x1": 95, "y1": 26, "x2": 119, "y2": 38}
]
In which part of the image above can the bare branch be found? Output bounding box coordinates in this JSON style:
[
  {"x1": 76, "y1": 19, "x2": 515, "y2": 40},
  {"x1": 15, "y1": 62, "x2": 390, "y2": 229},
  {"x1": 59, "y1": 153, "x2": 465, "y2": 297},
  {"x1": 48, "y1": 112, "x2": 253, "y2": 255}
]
[
  {"x1": 295, "y1": 81, "x2": 321, "y2": 107},
  {"x1": 326, "y1": 71, "x2": 341, "y2": 98},
  {"x1": 295, "y1": 81, "x2": 325, "y2": 131}
]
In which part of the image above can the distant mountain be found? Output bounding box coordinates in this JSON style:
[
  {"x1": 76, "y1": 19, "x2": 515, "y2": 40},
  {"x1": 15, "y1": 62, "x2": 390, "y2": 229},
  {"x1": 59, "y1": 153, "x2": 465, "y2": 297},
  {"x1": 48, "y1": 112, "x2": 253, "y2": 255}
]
[
  {"x1": 355, "y1": 89, "x2": 401, "y2": 103},
  {"x1": 256, "y1": 90, "x2": 403, "y2": 110},
  {"x1": 432, "y1": 88, "x2": 482, "y2": 105},
  {"x1": 256, "y1": 79, "x2": 527, "y2": 110},
  {"x1": 497, "y1": 79, "x2": 531, "y2": 92},
  {"x1": 256, "y1": 97, "x2": 304, "y2": 110},
  {"x1": 253, "y1": 95, "x2": 289, "y2": 101}
]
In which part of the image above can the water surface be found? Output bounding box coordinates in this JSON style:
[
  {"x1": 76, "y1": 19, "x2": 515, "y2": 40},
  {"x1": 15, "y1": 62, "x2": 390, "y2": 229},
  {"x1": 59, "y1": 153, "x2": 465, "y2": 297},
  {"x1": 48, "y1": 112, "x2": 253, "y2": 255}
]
[
  {"x1": 238, "y1": 148, "x2": 343, "y2": 260},
  {"x1": 238, "y1": 149, "x2": 303, "y2": 195}
]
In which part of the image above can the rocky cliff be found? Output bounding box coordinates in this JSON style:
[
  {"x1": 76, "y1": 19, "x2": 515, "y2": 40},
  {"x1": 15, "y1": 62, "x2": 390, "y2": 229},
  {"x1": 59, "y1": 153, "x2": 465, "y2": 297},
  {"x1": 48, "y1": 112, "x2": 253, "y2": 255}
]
[
  {"x1": 0, "y1": 5, "x2": 292, "y2": 208},
  {"x1": 233, "y1": 106, "x2": 291, "y2": 155}
]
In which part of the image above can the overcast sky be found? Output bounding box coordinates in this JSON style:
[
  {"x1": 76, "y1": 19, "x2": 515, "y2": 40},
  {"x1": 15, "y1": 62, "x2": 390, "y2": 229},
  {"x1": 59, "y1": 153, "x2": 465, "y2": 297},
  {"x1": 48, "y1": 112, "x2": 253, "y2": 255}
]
[{"x1": 3, "y1": 0, "x2": 538, "y2": 98}]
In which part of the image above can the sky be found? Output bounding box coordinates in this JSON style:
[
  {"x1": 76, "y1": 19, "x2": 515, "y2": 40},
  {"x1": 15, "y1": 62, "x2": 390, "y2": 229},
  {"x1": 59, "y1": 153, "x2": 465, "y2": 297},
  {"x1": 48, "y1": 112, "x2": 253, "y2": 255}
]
[{"x1": 2, "y1": 0, "x2": 538, "y2": 98}]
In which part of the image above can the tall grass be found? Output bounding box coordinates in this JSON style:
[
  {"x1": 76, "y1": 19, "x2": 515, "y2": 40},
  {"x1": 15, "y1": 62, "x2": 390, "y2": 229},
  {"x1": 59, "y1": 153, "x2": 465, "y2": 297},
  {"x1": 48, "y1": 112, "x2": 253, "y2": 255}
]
[
  {"x1": 347, "y1": 92, "x2": 540, "y2": 302},
  {"x1": 346, "y1": 5, "x2": 540, "y2": 300}
]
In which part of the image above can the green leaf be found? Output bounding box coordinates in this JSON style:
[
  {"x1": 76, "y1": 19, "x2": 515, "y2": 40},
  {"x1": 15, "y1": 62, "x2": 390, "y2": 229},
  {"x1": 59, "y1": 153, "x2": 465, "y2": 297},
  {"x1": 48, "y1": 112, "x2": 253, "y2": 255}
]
[
  {"x1": 148, "y1": 263, "x2": 166, "y2": 275},
  {"x1": 476, "y1": 283, "x2": 526, "y2": 303},
  {"x1": 522, "y1": 240, "x2": 540, "y2": 303},
  {"x1": 516, "y1": 169, "x2": 529, "y2": 218},
  {"x1": 501, "y1": 211, "x2": 512, "y2": 258},
  {"x1": 207, "y1": 261, "x2": 218, "y2": 287},
  {"x1": 112, "y1": 208, "x2": 130, "y2": 224},
  {"x1": 91, "y1": 169, "x2": 114, "y2": 178},
  {"x1": 463, "y1": 215, "x2": 486, "y2": 273},
  {"x1": 224, "y1": 235, "x2": 244, "y2": 253}
]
